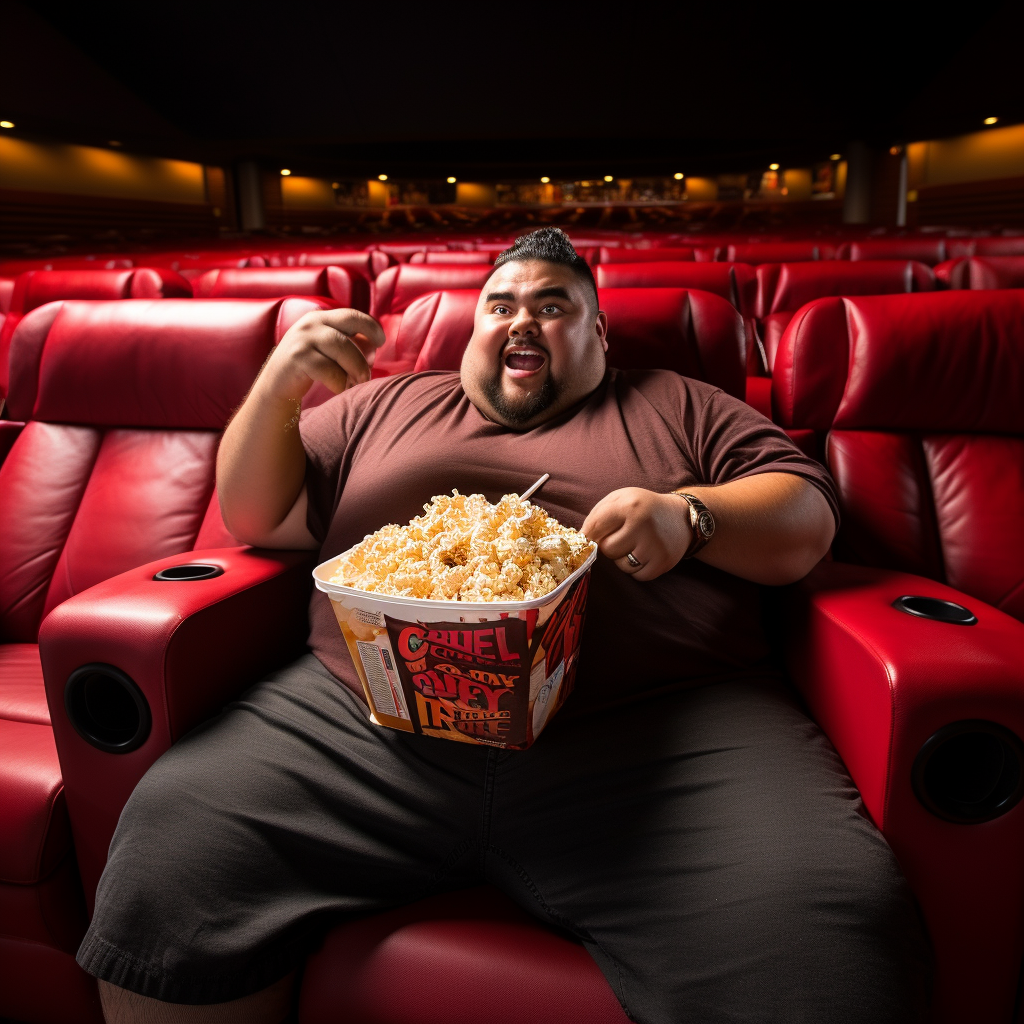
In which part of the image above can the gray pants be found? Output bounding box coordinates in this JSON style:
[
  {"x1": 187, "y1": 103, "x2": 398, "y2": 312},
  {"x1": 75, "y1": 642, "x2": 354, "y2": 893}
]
[{"x1": 79, "y1": 655, "x2": 930, "y2": 1022}]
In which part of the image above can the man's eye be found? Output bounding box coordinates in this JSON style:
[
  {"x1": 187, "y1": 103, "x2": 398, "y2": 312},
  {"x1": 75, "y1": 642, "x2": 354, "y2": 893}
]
[
  {"x1": 492, "y1": 305, "x2": 511, "y2": 315},
  {"x1": 540, "y1": 305, "x2": 560, "y2": 314}
]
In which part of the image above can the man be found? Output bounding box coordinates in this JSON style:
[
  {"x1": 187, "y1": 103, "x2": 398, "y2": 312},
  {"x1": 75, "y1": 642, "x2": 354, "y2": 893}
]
[{"x1": 83, "y1": 229, "x2": 929, "y2": 1023}]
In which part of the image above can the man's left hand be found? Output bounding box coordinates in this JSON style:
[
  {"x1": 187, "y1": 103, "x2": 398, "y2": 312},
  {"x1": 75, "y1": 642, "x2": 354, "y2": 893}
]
[{"x1": 582, "y1": 488, "x2": 692, "y2": 581}]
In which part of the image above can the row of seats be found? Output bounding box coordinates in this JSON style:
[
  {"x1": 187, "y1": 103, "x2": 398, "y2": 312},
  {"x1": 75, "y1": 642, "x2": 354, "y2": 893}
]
[{"x1": 1, "y1": 287, "x2": 1021, "y2": 1023}]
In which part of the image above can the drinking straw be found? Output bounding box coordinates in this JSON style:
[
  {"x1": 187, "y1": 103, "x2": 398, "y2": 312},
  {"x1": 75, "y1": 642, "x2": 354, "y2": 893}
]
[{"x1": 521, "y1": 473, "x2": 550, "y2": 501}]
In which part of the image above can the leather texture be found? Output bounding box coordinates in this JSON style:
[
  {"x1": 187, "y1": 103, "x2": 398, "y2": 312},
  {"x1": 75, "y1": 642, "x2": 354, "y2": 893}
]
[
  {"x1": 300, "y1": 887, "x2": 629, "y2": 1024},
  {"x1": 961, "y1": 256, "x2": 1024, "y2": 290},
  {"x1": 846, "y1": 238, "x2": 947, "y2": 264},
  {"x1": 371, "y1": 264, "x2": 494, "y2": 318},
  {"x1": 299, "y1": 251, "x2": 393, "y2": 278},
  {"x1": 595, "y1": 262, "x2": 757, "y2": 316},
  {"x1": 192, "y1": 266, "x2": 365, "y2": 311},
  {"x1": 725, "y1": 241, "x2": 832, "y2": 263},
  {"x1": 598, "y1": 246, "x2": 695, "y2": 263},
  {"x1": 0, "y1": 420, "x2": 23, "y2": 466},
  {"x1": 0, "y1": 275, "x2": 15, "y2": 314},
  {"x1": 785, "y1": 561, "x2": 1024, "y2": 1024},
  {"x1": 39, "y1": 547, "x2": 314, "y2": 908},
  {"x1": 409, "y1": 250, "x2": 493, "y2": 263},
  {"x1": 0, "y1": 643, "x2": 48, "y2": 725},
  {"x1": 973, "y1": 236, "x2": 1024, "y2": 257}
]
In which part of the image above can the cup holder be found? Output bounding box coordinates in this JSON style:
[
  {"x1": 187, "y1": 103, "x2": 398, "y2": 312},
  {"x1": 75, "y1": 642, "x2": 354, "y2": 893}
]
[
  {"x1": 913, "y1": 721, "x2": 1024, "y2": 823},
  {"x1": 64, "y1": 664, "x2": 151, "y2": 753},
  {"x1": 893, "y1": 595, "x2": 977, "y2": 625},
  {"x1": 153, "y1": 563, "x2": 224, "y2": 582}
]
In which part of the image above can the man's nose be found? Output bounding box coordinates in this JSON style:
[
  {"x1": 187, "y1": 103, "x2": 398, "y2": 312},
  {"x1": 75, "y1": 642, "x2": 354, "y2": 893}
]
[{"x1": 508, "y1": 309, "x2": 539, "y2": 337}]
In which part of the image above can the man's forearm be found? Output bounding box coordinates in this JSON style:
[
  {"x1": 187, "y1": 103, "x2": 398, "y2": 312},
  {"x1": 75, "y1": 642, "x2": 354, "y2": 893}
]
[{"x1": 679, "y1": 473, "x2": 834, "y2": 586}]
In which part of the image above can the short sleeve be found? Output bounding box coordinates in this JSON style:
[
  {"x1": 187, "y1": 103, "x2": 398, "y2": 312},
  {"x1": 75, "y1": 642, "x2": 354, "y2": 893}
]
[{"x1": 694, "y1": 388, "x2": 841, "y2": 528}]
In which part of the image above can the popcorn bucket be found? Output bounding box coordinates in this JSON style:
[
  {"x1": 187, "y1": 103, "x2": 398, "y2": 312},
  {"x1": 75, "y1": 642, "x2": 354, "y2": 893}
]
[{"x1": 313, "y1": 546, "x2": 597, "y2": 750}]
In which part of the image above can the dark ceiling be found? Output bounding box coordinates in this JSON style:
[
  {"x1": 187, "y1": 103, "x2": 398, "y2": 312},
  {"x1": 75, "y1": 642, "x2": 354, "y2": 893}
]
[{"x1": 3, "y1": 0, "x2": 1021, "y2": 180}]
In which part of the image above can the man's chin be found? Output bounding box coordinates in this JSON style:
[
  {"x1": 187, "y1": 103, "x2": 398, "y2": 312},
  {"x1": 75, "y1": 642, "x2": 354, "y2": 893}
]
[{"x1": 480, "y1": 373, "x2": 560, "y2": 427}]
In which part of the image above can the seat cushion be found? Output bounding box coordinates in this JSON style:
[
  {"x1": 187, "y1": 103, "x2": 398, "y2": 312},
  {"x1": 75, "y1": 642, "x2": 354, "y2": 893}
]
[{"x1": 0, "y1": 643, "x2": 48, "y2": 725}]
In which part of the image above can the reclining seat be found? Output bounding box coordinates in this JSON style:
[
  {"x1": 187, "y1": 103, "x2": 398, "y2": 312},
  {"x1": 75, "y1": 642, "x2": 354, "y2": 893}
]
[
  {"x1": 297, "y1": 250, "x2": 393, "y2": 279},
  {"x1": 934, "y1": 255, "x2": 1024, "y2": 291},
  {"x1": 191, "y1": 265, "x2": 366, "y2": 312},
  {"x1": 0, "y1": 296, "x2": 326, "y2": 1024},
  {"x1": 0, "y1": 268, "x2": 192, "y2": 404},
  {"x1": 844, "y1": 237, "x2": 947, "y2": 264},
  {"x1": 725, "y1": 241, "x2": 835, "y2": 263},
  {"x1": 369, "y1": 262, "x2": 495, "y2": 322},
  {"x1": 598, "y1": 246, "x2": 696, "y2": 263},
  {"x1": 595, "y1": 261, "x2": 757, "y2": 316}
]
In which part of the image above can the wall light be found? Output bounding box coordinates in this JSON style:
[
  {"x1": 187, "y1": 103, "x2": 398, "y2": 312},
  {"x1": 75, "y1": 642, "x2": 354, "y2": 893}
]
[
  {"x1": 540, "y1": 176, "x2": 550, "y2": 183},
  {"x1": 378, "y1": 174, "x2": 388, "y2": 181},
  {"x1": 673, "y1": 172, "x2": 684, "y2": 180},
  {"x1": 331, "y1": 181, "x2": 339, "y2": 188},
  {"x1": 603, "y1": 175, "x2": 614, "y2": 182},
  {"x1": 0, "y1": 121, "x2": 14, "y2": 129},
  {"x1": 280, "y1": 169, "x2": 292, "y2": 176},
  {"x1": 769, "y1": 163, "x2": 780, "y2": 171},
  {"x1": 984, "y1": 116, "x2": 999, "y2": 125},
  {"x1": 889, "y1": 145, "x2": 903, "y2": 156},
  {"x1": 447, "y1": 176, "x2": 457, "y2": 184},
  {"x1": 830, "y1": 153, "x2": 841, "y2": 161}
]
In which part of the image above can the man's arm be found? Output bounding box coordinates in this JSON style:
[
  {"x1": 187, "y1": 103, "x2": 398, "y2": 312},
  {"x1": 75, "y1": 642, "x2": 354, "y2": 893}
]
[
  {"x1": 581, "y1": 473, "x2": 835, "y2": 586},
  {"x1": 217, "y1": 308, "x2": 385, "y2": 549}
]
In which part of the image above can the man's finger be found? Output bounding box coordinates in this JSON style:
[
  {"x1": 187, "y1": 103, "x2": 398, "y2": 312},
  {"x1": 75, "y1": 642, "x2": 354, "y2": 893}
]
[
  {"x1": 581, "y1": 502, "x2": 625, "y2": 542},
  {"x1": 302, "y1": 350, "x2": 351, "y2": 395},
  {"x1": 597, "y1": 523, "x2": 641, "y2": 562},
  {"x1": 317, "y1": 309, "x2": 386, "y2": 350},
  {"x1": 315, "y1": 333, "x2": 371, "y2": 386}
]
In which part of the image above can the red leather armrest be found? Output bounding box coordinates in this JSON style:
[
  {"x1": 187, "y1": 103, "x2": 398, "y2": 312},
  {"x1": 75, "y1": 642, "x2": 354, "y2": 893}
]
[
  {"x1": 784, "y1": 561, "x2": 1024, "y2": 1023},
  {"x1": 38, "y1": 546, "x2": 315, "y2": 908}
]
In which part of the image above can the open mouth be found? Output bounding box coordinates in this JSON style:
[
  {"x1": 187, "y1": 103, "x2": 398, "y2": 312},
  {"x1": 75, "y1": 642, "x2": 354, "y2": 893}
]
[{"x1": 503, "y1": 344, "x2": 547, "y2": 377}]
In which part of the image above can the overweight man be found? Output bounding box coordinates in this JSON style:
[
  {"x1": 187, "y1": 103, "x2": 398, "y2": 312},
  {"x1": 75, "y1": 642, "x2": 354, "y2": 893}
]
[{"x1": 82, "y1": 228, "x2": 929, "y2": 1023}]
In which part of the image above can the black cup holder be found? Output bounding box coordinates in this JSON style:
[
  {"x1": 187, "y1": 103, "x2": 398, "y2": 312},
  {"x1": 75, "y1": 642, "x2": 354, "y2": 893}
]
[
  {"x1": 64, "y1": 664, "x2": 151, "y2": 753},
  {"x1": 153, "y1": 563, "x2": 224, "y2": 582},
  {"x1": 893, "y1": 595, "x2": 977, "y2": 625},
  {"x1": 913, "y1": 721, "x2": 1024, "y2": 823}
]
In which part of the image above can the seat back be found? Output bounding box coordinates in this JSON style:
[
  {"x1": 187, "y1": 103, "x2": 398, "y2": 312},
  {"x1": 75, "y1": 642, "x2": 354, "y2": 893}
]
[
  {"x1": 386, "y1": 287, "x2": 745, "y2": 399},
  {"x1": 299, "y1": 251, "x2": 393, "y2": 279},
  {"x1": 598, "y1": 247, "x2": 695, "y2": 263},
  {"x1": 0, "y1": 298, "x2": 323, "y2": 643},
  {"x1": 954, "y1": 257, "x2": 1024, "y2": 291},
  {"x1": 726, "y1": 241, "x2": 831, "y2": 264},
  {"x1": 846, "y1": 238, "x2": 947, "y2": 264},
  {"x1": 774, "y1": 291, "x2": 1024, "y2": 620},
  {"x1": 595, "y1": 262, "x2": 756, "y2": 317},
  {"x1": 371, "y1": 263, "x2": 495, "y2": 319},
  {"x1": 972, "y1": 237, "x2": 1024, "y2": 258},
  {"x1": 0, "y1": 276, "x2": 15, "y2": 315},
  {"x1": 756, "y1": 260, "x2": 936, "y2": 372},
  {"x1": 192, "y1": 265, "x2": 364, "y2": 311},
  {"x1": 409, "y1": 251, "x2": 493, "y2": 264}
]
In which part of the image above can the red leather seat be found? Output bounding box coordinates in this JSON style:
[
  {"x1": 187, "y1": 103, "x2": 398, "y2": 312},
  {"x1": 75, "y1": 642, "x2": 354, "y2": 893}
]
[
  {"x1": 595, "y1": 262, "x2": 756, "y2": 316},
  {"x1": 409, "y1": 250, "x2": 493, "y2": 263},
  {"x1": 771, "y1": 288, "x2": 1024, "y2": 1022},
  {"x1": 755, "y1": 260, "x2": 936, "y2": 373},
  {"x1": 934, "y1": 255, "x2": 1024, "y2": 290},
  {"x1": 598, "y1": 247, "x2": 695, "y2": 263},
  {"x1": 0, "y1": 297, "x2": 325, "y2": 1024},
  {"x1": 725, "y1": 241, "x2": 834, "y2": 263},
  {"x1": 374, "y1": 243, "x2": 449, "y2": 263},
  {"x1": 845, "y1": 238, "x2": 947, "y2": 264},
  {"x1": 973, "y1": 236, "x2": 1024, "y2": 258},
  {"x1": 299, "y1": 251, "x2": 393, "y2": 279},
  {"x1": 192, "y1": 265, "x2": 365, "y2": 311},
  {"x1": 0, "y1": 268, "x2": 192, "y2": 403},
  {"x1": 0, "y1": 275, "x2": 15, "y2": 315},
  {"x1": 370, "y1": 263, "x2": 495, "y2": 320}
]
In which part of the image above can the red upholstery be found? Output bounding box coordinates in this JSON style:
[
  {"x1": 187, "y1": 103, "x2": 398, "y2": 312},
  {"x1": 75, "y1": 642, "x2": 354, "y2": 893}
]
[
  {"x1": 300, "y1": 888, "x2": 629, "y2": 1024},
  {"x1": 375, "y1": 243, "x2": 449, "y2": 263},
  {"x1": 409, "y1": 250, "x2": 493, "y2": 263},
  {"x1": 0, "y1": 275, "x2": 15, "y2": 314},
  {"x1": 192, "y1": 265, "x2": 365, "y2": 311},
  {"x1": 786, "y1": 561, "x2": 1024, "y2": 1024},
  {"x1": 932, "y1": 258, "x2": 967, "y2": 288},
  {"x1": 755, "y1": 260, "x2": 936, "y2": 373},
  {"x1": 595, "y1": 262, "x2": 757, "y2": 317},
  {"x1": 936, "y1": 256, "x2": 1024, "y2": 290},
  {"x1": 371, "y1": 264, "x2": 494, "y2": 319},
  {"x1": 598, "y1": 247, "x2": 695, "y2": 263},
  {"x1": 774, "y1": 290, "x2": 1024, "y2": 621},
  {"x1": 725, "y1": 241, "x2": 832, "y2": 263},
  {"x1": 972, "y1": 236, "x2": 1024, "y2": 258},
  {"x1": 846, "y1": 238, "x2": 947, "y2": 264},
  {"x1": 299, "y1": 250, "x2": 393, "y2": 279}
]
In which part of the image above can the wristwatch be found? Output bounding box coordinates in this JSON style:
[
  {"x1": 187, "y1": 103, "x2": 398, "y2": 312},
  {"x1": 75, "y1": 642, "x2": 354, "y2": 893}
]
[{"x1": 673, "y1": 492, "x2": 715, "y2": 559}]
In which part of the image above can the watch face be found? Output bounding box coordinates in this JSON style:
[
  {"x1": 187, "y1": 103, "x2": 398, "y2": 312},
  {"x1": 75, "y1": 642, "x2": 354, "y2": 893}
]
[{"x1": 697, "y1": 510, "x2": 715, "y2": 539}]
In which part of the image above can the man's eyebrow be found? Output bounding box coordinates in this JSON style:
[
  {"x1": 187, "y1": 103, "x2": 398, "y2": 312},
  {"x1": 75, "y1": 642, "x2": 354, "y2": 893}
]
[
  {"x1": 485, "y1": 291, "x2": 515, "y2": 302},
  {"x1": 534, "y1": 286, "x2": 572, "y2": 301}
]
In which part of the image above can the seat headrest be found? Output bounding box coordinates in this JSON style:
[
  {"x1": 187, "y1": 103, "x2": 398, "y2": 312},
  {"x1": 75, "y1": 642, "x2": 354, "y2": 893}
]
[
  {"x1": 727, "y1": 242, "x2": 828, "y2": 264},
  {"x1": 964, "y1": 257, "x2": 1024, "y2": 290},
  {"x1": 757, "y1": 260, "x2": 935, "y2": 317},
  {"x1": 0, "y1": 276, "x2": 14, "y2": 315},
  {"x1": 9, "y1": 268, "x2": 191, "y2": 315},
  {"x1": 599, "y1": 247, "x2": 695, "y2": 263},
  {"x1": 974, "y1": 237, "x2": 1024, "y2": 258},
  {"x1": 595, "y1": 262, "x2": 756, "y2": 316},
  {"x1": 299, "y1": 251, "x2": 392, "y2": 278},
  {"x1": 192, "y1": 266, "x2": 352, "y2": 305},
  {"x1": 7, "y1": 298, "x2": 326, "y2": 427},
  {"x1": 847, "y1": 238, "x2": 946, "y2": 265},
  {"x1": 409, "y1": 251, "x2": 493, "y2": 264},
  {"x1": 773, "y1": 291, "x2": 1024, "y2": 433},
  {"x1": 371, "y1": 263, "x2": 494, "y2": 318}
]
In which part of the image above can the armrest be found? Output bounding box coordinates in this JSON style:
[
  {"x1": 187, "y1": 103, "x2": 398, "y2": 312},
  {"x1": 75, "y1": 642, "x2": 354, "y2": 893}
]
[
  {"x1": 783, "y1": 561, "x2": 1024, "y2": 1023},
  {"x1": 38, "y1": 545, "x2": 315, "y2": 908}
]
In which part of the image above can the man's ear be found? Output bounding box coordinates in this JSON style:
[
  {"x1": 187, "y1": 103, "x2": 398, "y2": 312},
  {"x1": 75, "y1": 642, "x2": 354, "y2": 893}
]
[{"x1": 595, "y1": 310, "x2": 609, "y2": 352}]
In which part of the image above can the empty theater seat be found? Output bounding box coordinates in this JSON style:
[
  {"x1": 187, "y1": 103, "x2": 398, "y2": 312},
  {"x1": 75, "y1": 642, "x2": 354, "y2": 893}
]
[
  {"x1": 595, "y1": 262, "x2": 757, "y2": 316},
  {"x1": 0, "y1": 296, "x2": 327, "y2": 1024},
  {"x1": 0, "y1": 276, "x2": 15, "y2": 314},
  {"x1": 934, "y1": 255, "x2": 1024, "y2": 290},
  {"x1": 192, "y1": 265, "x2": 366, "y2": 311},
  {"x1": 598, "y1": 247, "x2": 696, "y2": 263},
  {"x1": 409, "y1": 250, "x2": 494, "y2": 263},
  {"x1": 755, "y1": 260, "x2": 936, "y2": 373},
  {"x1": 0, "y1": 268, "x2": 193, "y2": 402},
  {"x1": 299, "y1": 251, "x2": 393, "y2": 279},
  {"x1": 973, "y1": 236, "x2": 1024, "y2": 257},
  {"x1": 370, "y1": 263, "x2": 494, "y2": 319},
  {"x1": 725, "y1": 241, "x2": 833, "y2": 263},
  {"x1": 845, "y1": 238, "x2": 947, "y2": 264}
]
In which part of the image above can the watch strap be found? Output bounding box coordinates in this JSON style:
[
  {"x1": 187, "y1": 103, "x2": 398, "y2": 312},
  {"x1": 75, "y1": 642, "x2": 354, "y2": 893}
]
[{"x1": 673, "y1": 492, "x2": 716, "y2": 559}]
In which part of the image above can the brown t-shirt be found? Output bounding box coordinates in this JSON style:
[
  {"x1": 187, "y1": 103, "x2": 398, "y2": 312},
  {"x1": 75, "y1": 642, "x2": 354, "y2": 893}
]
[{"x1": 301, "y1": 368, "x2": 838, "y2": 715}]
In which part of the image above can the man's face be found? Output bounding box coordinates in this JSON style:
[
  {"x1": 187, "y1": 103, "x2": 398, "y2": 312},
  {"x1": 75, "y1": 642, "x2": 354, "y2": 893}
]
[{"x1": 461, "y1": 259, "x2": 609, "y2": 429}]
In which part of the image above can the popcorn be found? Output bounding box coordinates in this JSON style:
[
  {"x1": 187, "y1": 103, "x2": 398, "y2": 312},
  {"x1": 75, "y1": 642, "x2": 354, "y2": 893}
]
[{"x1": 331, "y1": 491, "x2": 594, "y2": 602}]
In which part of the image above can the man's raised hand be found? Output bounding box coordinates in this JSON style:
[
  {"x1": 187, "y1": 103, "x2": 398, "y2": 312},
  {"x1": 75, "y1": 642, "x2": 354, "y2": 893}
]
[
  {"x1": 582, "y1": 487, "x2": 693, "y2": 582},
  {"x1": 260, "y1": 308, "x2": 386, "y2": 402}
]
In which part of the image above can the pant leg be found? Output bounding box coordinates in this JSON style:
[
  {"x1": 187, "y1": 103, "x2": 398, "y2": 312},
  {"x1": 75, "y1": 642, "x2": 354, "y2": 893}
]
[
  {"x1": 487, "y1": 677, "x2": 931, "y2": 1024},
  {"x1": 78, "y1": 654, "x2": 490, "y2": 1004}
]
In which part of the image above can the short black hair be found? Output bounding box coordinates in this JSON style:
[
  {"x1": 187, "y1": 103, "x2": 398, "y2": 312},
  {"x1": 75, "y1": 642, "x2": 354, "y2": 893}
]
[{"x1": 493, "y1": 227, "x2": 599, "y2": 308}]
